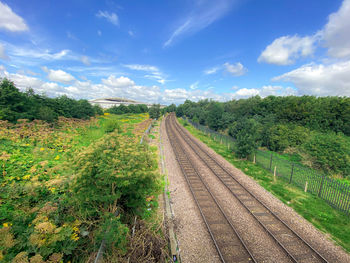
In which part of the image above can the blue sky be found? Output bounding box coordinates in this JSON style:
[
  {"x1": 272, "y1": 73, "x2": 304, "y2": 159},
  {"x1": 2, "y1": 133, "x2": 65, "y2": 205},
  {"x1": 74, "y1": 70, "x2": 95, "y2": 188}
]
[{"x1": 0, "y1": 0, "x2": 350, "y2": 104}]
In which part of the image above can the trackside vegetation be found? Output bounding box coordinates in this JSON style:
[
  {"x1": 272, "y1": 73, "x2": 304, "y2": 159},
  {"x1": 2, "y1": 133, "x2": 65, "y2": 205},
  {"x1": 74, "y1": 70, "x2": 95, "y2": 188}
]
[
  {"x1": 178, "y1": 118, "x2": 350, "y2": 252},
  {"x1": 168, "y1": 97, "x2": 350, "y2": 179},
  {"x1": 0, "y1": 78, "x2": 102, "y2": 123},
  {"x1": 0, "y1": 111, "x2": 165, "y2": 261}
]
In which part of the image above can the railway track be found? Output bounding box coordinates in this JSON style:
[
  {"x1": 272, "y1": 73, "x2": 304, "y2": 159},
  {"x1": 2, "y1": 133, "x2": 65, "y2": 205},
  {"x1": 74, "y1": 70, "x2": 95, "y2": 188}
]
[
  {"x1": 165, "y1": 115, "x2": 256, "y2": 263},
  {"x1": 167, "y1": 113, "x2": 329, "y2": 263}
]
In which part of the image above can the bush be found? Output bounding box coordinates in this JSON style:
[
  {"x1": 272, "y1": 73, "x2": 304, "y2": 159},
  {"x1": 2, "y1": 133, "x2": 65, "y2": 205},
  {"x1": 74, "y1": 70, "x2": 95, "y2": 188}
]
[
  {"x1": 104, "y1": 119, "x2": 121, "y2": 133},
  {"x1": 229, "y1": 118, "x2": 260, "y2": 158},
  {"x1": 302, "y1": 132, "x2": 350, "y2": 176},
  {"x1": 69, "y1": 132, "x2": 161, "y2": 252},
  {"x1": 266, "y1": 124, "x2": 310, "y2": 152}
]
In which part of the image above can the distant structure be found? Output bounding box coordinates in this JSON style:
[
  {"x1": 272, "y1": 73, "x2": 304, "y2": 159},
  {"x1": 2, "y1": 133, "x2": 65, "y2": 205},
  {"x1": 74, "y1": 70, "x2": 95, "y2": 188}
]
[{"x1": 89, "y1": 97, "x2": 165, "y2": 109}]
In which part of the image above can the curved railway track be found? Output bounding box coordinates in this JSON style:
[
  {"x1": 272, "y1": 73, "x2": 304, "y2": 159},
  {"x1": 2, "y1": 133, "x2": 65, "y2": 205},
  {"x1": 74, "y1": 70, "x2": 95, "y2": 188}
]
[{"x1": 165, "y1": 113, "x2": 330, "y2": 263}]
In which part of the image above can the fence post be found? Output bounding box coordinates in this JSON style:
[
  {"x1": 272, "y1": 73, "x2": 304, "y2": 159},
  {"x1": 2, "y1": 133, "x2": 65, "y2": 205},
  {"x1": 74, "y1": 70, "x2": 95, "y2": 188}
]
[
  {"x1": 269, "y1": 153, "x2": 273, "y2": 171},
  {"x1": 318, "y1": 175, "x2": 325, "y2": 197},
  {"x1": 304, "y1": 181, "x2": 308, "y2": 193},
  {"x1": 289, "y1": 164, "x2": 294, "y2": 184},
  {"x1": 253, "y1": 153, "x2": 256, "y2": 164},
  {"x1": 274, "y1": 166, "x2": 277, "y2": 182}
]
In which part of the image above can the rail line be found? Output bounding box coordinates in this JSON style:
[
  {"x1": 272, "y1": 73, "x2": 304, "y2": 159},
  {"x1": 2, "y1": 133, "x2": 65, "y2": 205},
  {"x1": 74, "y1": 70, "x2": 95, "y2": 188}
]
[
  {"x1": 169, "y1": 113, "x2": 329, "y2": 263},
  {"x1": 165, "y1": 115, "x2": 256, "y2": 263}
]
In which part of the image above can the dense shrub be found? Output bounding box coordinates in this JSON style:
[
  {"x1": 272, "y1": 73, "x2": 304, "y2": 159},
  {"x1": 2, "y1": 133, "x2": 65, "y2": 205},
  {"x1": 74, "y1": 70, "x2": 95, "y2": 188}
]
[
  {"x1": 69, "y1": 131, "x2": 161, "y2": 253},
  {"x1": 104, "y1": 119, "x2": 122, "y2": 133},
  {"x1": 265, "y1": 124, "x2": 310, "y2": 152},
  {"x1": 0, "y1": 78, "x2": 99, "y2": 123},
  {"x1": 302, "y1": 133, "x2": 350, "y2": 176},
  {"x1": 149, "y1": 104, "x2": 161, "y2": 119},
  {"x1": 229, "y1": 118, "x2": 260, "y2": 158},
  {"x1": 107, "y1": 104, "x2": 148, "y2": 115}
]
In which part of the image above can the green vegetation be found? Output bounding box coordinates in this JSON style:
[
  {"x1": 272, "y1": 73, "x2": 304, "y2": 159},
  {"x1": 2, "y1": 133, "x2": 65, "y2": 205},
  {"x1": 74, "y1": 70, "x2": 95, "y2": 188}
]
[
  {"x1": 106, "y1": 103, "x2": 148, "y2": 115},
  {"x1": 178, "y1": 117, "x2": 350, "y2": 252},
  {"x1": 0, "y1": 113, "x2": 163, "y2": 261},
  {"x1": 149, "y1": 104, "x2": 161, "y2": 119},
  {"x1": 0, "y1": 78, "x2": 101, "y2": 123},
  {"x1": 174, "y1": 97, "x2": 350, "y2": 178}
]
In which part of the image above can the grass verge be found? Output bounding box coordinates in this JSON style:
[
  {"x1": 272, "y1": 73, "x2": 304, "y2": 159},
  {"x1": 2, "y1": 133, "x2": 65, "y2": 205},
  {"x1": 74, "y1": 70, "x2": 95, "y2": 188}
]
[{"x1": 178, "y1": 118, "x2": 350, "y2": 253}]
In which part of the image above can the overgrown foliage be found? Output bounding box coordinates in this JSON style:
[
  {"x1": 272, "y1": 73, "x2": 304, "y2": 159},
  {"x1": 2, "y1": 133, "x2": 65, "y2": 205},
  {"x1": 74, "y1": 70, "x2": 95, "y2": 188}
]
[
  {"x1": 177, "y1": 96, "x2": 350, "y2": 177},
  {"x1": 106, "y1": 104, "x2": 148, "y2": 115},
  {"x1": 149, "y1": 104, "x2": 161, "y2": 119},
  {"x1": 180, "y1": 120, "x2": 350, "y2": 252},
  {"x1": 0, "y1": 78, "x2": 101, "y2": 123},
  {"x1": 0, "y1": 114, "x2": 162, "y2": 261}
]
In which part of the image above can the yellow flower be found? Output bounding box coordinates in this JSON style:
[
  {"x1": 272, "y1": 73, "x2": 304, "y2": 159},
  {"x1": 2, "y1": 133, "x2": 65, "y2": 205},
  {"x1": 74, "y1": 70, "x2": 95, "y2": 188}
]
[
  {"x1": 49, "y1": 187, "x2": 56, "y2": 193},
  {"x1": 23, "y1": 174, "x2": 31, "y2": 180},
  {"x1": 40, "y1": 147, "x2": 45, "y2": 151},
  {"x1": 104, "y1": 112, "x2": 110, "y2": 116},
  {"x1": 3, "y1": 222, "x2": 9, "y2": 227},
  {"x1": 54, "y1": 155, "x2": 60, "y2": 160},
  {"x1": 71, "y1": 233, "x2": 79, "y2": 241}
]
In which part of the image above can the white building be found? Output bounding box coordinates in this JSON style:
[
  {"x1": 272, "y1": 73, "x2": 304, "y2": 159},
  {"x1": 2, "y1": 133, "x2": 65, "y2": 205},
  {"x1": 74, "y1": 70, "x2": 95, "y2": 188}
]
[{"x1": 89, "y1": 98, "x2": 165, "y2": 109}]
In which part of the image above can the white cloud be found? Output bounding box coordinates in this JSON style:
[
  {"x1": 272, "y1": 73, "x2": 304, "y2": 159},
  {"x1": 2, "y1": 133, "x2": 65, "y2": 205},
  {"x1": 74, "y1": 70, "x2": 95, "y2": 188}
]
[
  {"x1": 224, "y1": 62, "x2": 247, "y2": 76},
  {"x1": 0, "y1": 2, "x2": 28, "y2": 32},
  {"x1": 124, "y1": 64, "x2": 169, "y2": 84},
  {"x1": 97, "y1": 30, "x2": 102, "y2": 36},
  {"x1": 42, "y1": 67, "x2": 75, "y2": 84},
  {"x1": 258, "y1": 35, "x2": 317, "y2": 65},
  {"x1": 80, "y1": 56, "x2": 90, "y2": 66},
  {"x1": 123, "y1": 64, "x2": 159, "y2": 72},
  {"x1": 272, "y1": 61, "x2": 350, "y2": 96},
  {"x1": 0, "y1": 43, "x2": 9, "y2": 60},
  {"x1": 164, "y1": 0, "x2": 235, "y2": 47},
  {"x1": 190, "y1": 81, "x2": 199, "y2": 90},
  {"x1": 323, "y1": 0, "x2": 350, "y2": 58},
  {"x1": 128, "y1": 30, "x2": 134, "y2": 37},
  {"x1": 228, "y1": 86, "x2": 297, "y2": 99},
  {"x1": 204, "y1": 66, "x2": 219, "y2": 75},
  {"x1": 9, "y1": 46, "x2": 71, "y2": 61},
  {"x1": 96, "y1": 10, "x2": 119, "y2": 26},
  {"x1": 102, "y1": 75, "x2": 135, "y2": 88}
]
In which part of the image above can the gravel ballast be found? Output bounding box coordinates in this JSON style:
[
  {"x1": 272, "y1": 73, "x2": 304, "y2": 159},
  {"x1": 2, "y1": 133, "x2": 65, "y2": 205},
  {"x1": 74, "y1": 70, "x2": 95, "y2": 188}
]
[
  {"x1": 161, "y1": 119, "x2": 221, "y2": 263},
  {"x1": 176, "y1": 118, "x2": 350, "y2": 263}
]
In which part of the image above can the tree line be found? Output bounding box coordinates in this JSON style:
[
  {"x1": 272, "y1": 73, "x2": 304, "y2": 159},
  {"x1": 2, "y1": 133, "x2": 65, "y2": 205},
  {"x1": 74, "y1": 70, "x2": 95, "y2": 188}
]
[
  {"x1": 0, "y1": 78, "x2": 102, "y2": 122},
  {"x1": 0, "y1": 78, "x2": 164, "y2": 123},
  {"x1": 164, "y1": 96, "x2": 350, "y2": 177}
]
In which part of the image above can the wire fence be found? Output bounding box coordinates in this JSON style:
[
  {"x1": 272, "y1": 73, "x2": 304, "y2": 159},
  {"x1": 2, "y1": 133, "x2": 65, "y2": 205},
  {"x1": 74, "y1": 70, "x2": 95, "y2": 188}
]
[
  {"x1": 182, "y1": 117, "x2": 350, "y2": 215},
  {"x1": 183, "y1": 117, "x2": 236, "y2": 150}
]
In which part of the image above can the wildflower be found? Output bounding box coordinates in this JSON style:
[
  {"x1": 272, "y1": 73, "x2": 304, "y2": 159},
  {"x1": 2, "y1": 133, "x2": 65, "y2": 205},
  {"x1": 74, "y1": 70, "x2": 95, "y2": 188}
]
[
  {"x1": 40, "y1": 147, "x2": 45, "y2": 151},
  {"x1": 54, "y1": 155, "x2": 60, "y2": 160},
  {"x1": 49, "y1": 187, "x2": 56, "y2": 193},
  {"x1": 23, "y1": 174, "x2": 31, "y2": 180},
  {"x1": 71, "y1": 232, "x2": 79, "y2": 241},
  {"x1": 104, "y1": 112, "x2": 110, "y2": 116},
  {"x1": 12, "y1": 252, "x2": 29, "y2": 263},
  {"x1": 35, "y1": 222, "x2": 56, "y2": 234},
  {"x1": 3, "y1": 222, "x2": 9, "y2": 228}
]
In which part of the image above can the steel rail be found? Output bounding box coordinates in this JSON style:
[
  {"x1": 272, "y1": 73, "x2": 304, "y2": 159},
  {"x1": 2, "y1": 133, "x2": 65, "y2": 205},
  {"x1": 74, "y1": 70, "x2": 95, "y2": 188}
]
[
  {"x1": 165, "y1": 115, "x2": 256, "y2": 263},
  {"x1": 172, "y1": 114, "x2": 329, "y2": 263}
]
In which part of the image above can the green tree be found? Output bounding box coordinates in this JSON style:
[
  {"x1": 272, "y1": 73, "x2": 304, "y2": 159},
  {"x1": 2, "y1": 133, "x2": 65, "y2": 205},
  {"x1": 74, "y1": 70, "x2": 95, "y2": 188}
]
[
  {"x1": 229, "y1": 118, "x2": 260, "y2": 158},
  {"x1": 0, "y1": 78, "x2": 27, "y2": 122},
  {"x1": 207, "y1": 102, "x2": 224, "y2": 131},
  {"x1": 149, "y1": 104, "x2": 161, "y2": 119}
]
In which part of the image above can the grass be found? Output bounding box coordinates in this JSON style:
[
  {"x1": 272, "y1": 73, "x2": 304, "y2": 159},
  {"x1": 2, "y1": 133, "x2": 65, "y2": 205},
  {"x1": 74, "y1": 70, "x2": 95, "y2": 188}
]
[
  {"x1": 0, "y1": 113, "x2": 150, "y2": 261},
  {"x1": 178, "y1": 118, "x2": 350, "y2": 253}
]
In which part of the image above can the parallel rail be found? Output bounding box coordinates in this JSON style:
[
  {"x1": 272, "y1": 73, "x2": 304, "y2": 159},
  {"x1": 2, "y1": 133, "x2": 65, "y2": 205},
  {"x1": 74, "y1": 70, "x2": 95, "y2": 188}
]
[
  {"x1": 171, "y1": 113, "x2": 329, "y2": 263},
  {"x1": 165, "y1": 115, "x2": 256, "y2": 263}
]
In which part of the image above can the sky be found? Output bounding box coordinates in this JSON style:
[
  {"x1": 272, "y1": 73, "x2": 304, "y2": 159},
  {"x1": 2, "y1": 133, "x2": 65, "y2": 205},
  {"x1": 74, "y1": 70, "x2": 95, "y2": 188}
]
[{"x1": 0, "y1": 0, "x2": 350, "y2": 105}]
